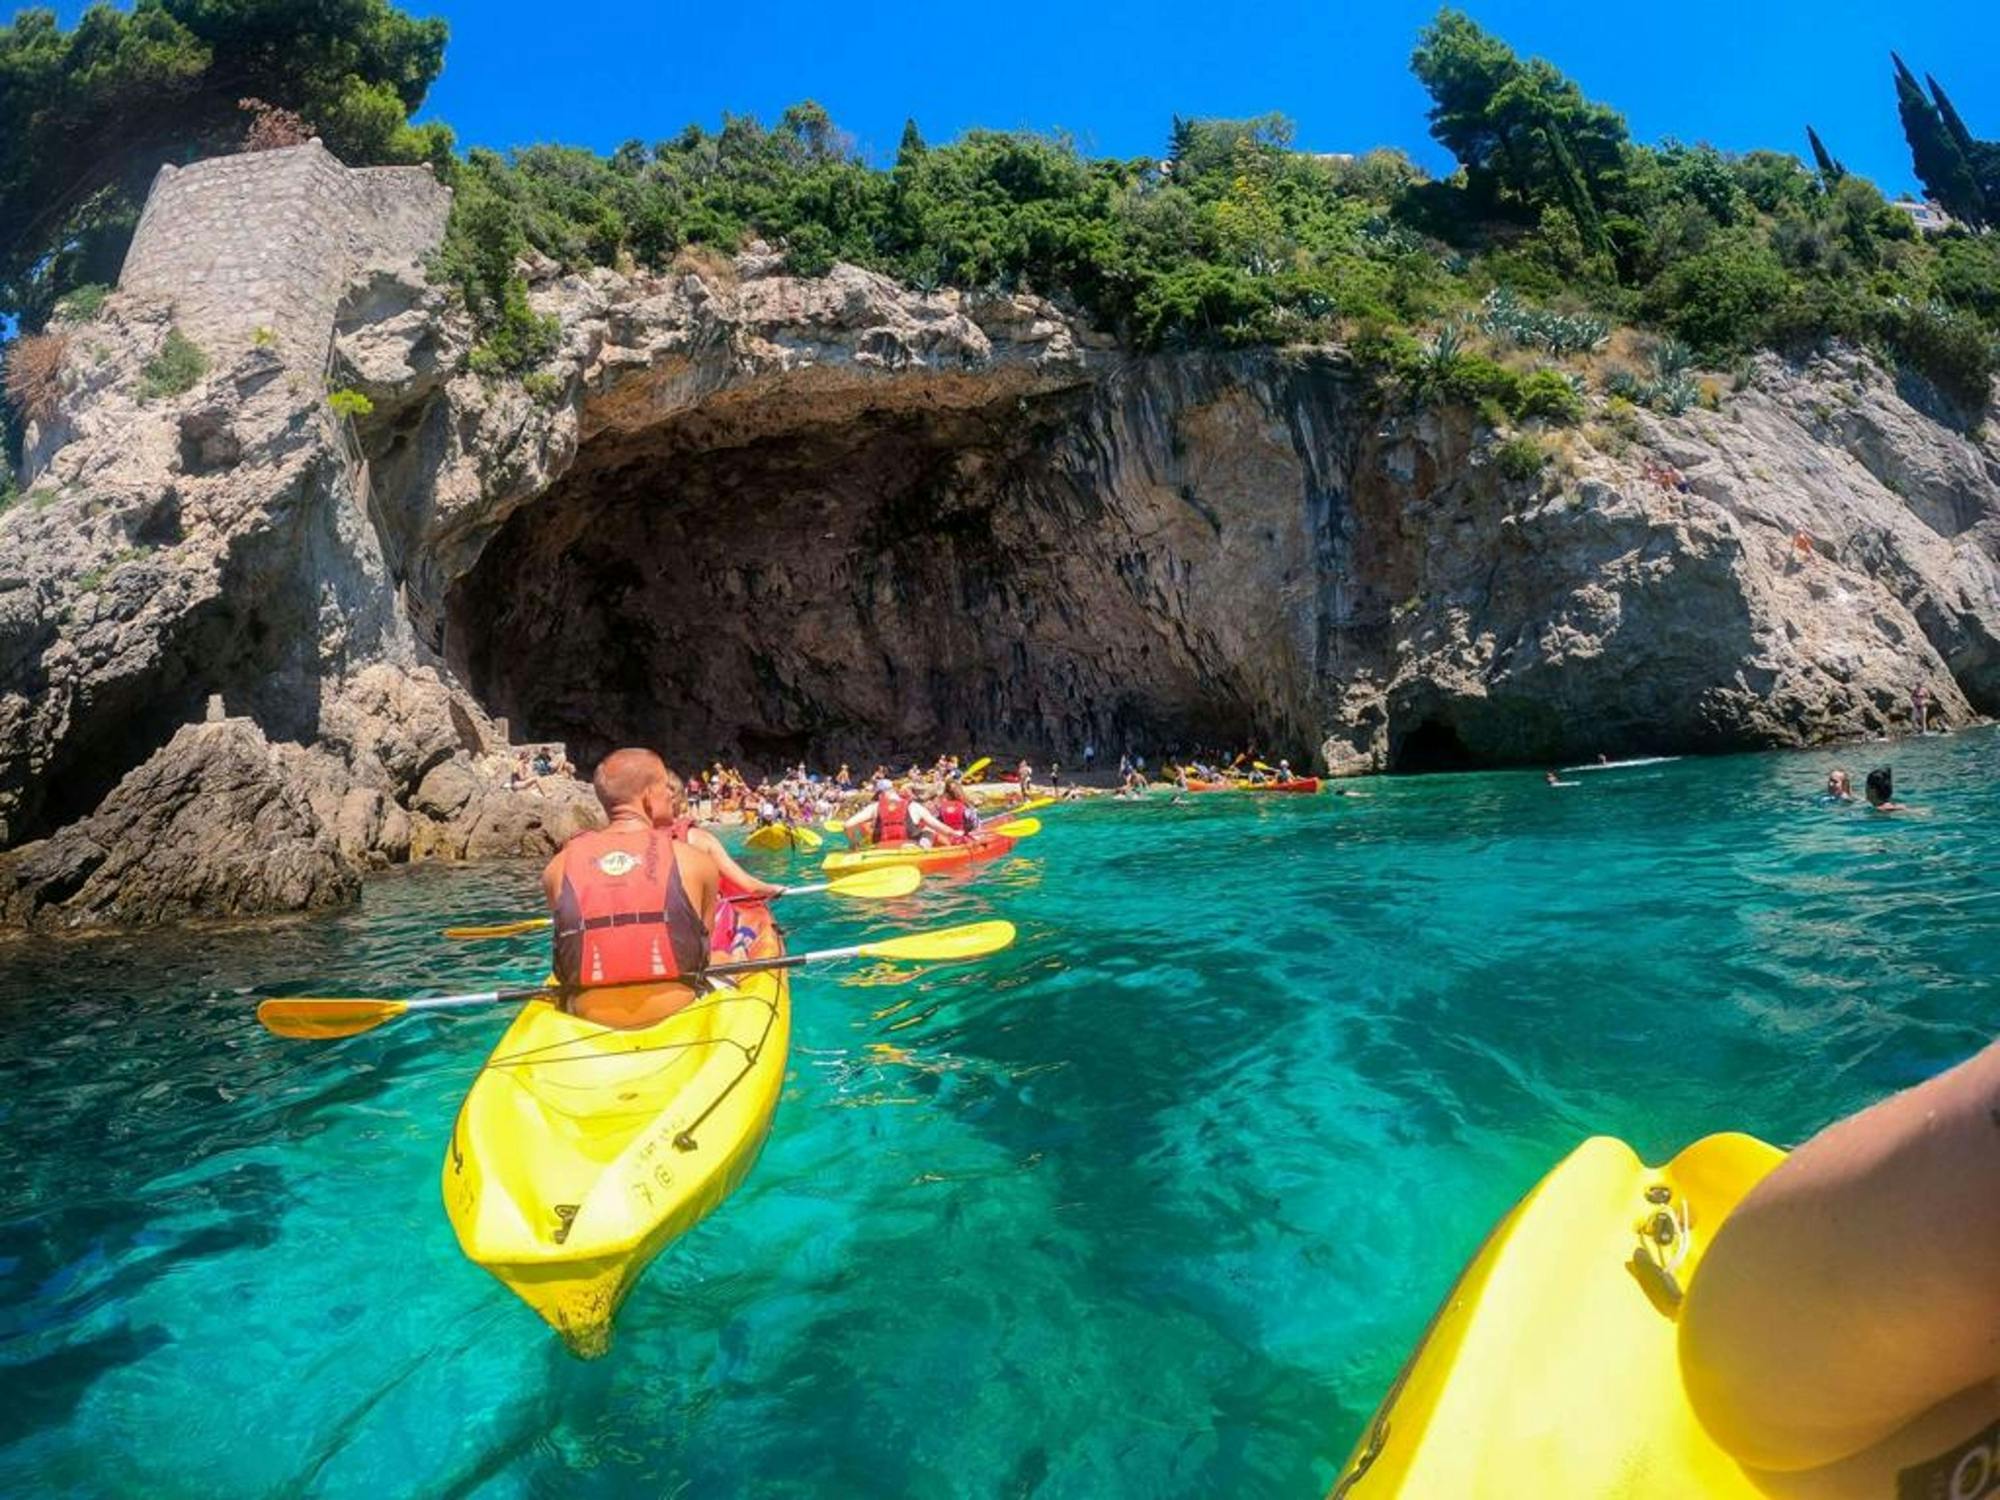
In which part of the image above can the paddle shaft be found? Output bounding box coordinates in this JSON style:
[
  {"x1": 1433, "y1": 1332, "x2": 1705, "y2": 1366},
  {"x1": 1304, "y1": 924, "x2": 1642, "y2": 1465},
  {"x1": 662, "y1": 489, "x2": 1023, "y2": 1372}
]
[{"x1": 308, "y1": 937, "x2": 929, "y2": 1015}]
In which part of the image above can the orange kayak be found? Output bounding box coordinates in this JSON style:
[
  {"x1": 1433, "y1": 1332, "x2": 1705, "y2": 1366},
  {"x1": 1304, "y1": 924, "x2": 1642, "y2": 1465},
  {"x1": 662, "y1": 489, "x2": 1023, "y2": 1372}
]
[
  {"x1": 1184, "y1": 777, "x2": 1321, "y2": 793},
  {"x1": 822, "y1": 830, "x2": 1017, "y2": 874}
]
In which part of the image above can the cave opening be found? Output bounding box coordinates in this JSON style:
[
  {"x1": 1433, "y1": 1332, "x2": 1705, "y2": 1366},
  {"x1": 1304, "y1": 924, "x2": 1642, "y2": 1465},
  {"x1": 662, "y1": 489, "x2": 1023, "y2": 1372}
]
[
  {"x1": 1392, "y1": 716, "x2": 1480, "y2": 774},
  {"x1": 441, "y1": 391, "x2": 1276, "y2": 776}
]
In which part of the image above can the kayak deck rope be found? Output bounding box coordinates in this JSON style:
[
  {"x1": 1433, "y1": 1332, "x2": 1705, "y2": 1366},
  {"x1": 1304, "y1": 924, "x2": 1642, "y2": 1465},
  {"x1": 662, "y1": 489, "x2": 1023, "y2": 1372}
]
[{"x1": 479, "y1": 982, "x2": 782, "y2": 1155}]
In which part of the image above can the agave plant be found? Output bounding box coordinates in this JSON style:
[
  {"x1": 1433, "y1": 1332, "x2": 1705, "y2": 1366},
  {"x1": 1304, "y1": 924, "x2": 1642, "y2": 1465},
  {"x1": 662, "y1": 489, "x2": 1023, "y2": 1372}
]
[
  {"x1": 1651, "y1": 339, "x2": 1697, "y2": 379},
  {"x1": 1649, "y1": 372, "x2": 1700, "y2": 415}
]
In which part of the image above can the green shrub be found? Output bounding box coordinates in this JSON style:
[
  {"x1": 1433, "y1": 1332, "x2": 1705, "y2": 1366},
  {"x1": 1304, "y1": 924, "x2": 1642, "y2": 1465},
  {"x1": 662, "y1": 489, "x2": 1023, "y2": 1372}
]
[
  {"x1": 327, "y1": 387, "x2": 374, "y2": 420},
  {"x1": 137, "y1": 330, "x2": 207, "y2": 401},
  {"x1": 1513, "y1": 367, "x2": 1587, "y2": 424},
  {"x1": 1495, "y1": 434, "x2": 1549, "y2": 481},
  {"x1": 1643, "y1": 239, "x2": 1787, "y2": 358},
  {"x1": 783, "y1": 223, "x2": 837, "y2": 278},
  {"x1": 471, "y1": 279, "x2": 560, "y2": 375},
  {"x1": 53, "y1": 283, "x2": 110, "y2": 322},
  {"x1": 1881, "y1": 300, "x2": 1997, "y2": 413},
  {"x1": 521, "y1": 371, "x2": 565, "y2": 406}
]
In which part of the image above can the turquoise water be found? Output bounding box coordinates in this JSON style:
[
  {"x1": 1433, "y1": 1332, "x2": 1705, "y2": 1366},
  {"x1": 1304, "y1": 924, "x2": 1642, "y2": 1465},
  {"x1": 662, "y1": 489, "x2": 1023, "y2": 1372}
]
[{"x1": 4, "y1": 733, "x2": 1999, "y2": 1497}]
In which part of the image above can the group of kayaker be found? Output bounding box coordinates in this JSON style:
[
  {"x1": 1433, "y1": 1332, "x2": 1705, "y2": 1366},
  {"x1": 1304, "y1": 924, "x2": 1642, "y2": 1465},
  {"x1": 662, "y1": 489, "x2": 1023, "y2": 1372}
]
[
  {"x1": 540, "y1": 749, "x2": 1039, "y2": 1028},
  {"x1": 836, "y1": 777, "x2": 982, "y2": 848}
]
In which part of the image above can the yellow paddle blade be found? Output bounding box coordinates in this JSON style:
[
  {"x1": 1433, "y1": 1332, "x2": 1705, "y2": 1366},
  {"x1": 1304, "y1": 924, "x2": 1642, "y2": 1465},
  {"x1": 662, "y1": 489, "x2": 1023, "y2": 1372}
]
[
  {"x1": 821, "y1": 816, "x2": 845, "y2": 833},
  {"x1": 443, "y1": 916, "x2": 552, "y2": 940},
  {"x1": 257, "y1": 997, "x2": 408, "y2": 1040},
  {"x1": 994, "y1": 817, "x2": 1041, "y2": 839},
  {"x1": 1254, "y1": 761, "x2": 1275, "y2": 772},
  {"x1": 860, "y1": 920, "x2": 1015, "y2": 963},
  {"x1": 826, "y1": 865, "x2": 922, "y2": 899},
  {"x1": 964, "y1": 756, "x2": 992, "y2": 779}
]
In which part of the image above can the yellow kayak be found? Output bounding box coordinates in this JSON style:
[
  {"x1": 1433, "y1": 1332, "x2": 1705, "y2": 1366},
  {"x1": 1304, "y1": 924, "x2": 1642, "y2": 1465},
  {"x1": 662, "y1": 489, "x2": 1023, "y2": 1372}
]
[
  {"x1": 745, "y1": 823, "x2": 823, "y2": 852},
  {"x1": 1333, "y1": 1133, "x2": 2000, "y2": 1497},
  {"x1": 443, "y1": 904, "x2": 790, "y2": 1357}
]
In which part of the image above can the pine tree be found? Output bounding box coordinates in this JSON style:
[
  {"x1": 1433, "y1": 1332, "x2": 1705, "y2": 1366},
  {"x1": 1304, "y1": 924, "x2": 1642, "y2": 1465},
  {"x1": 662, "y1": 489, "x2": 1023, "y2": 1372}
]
[
  {"x1": 1805, "y1": 126, "x2": 1845, "y2": 185},
  {"x1": 1168, "y1": 115, "x2": 1197, "y2": 165},
  {"x1": 1893, "y1": 53, "x2": 1984, "y2": 225},
  {"x1": 895, "y1": 118, "x2": 926, "y2": 171}
]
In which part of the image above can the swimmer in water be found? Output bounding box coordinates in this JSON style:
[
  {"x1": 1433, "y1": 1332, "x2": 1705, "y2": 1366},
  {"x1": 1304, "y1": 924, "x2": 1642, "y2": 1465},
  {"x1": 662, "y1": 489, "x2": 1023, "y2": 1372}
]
[
  {"x1": 1823, "y1": 768, "x2": 1853, "y2": 802},
  {"x1": 1545, "y1": 770, "x2": 1578, "y2": 788},
  {"x1": 1863, "y1": 766, "x2": 1913, "y2": 813}
]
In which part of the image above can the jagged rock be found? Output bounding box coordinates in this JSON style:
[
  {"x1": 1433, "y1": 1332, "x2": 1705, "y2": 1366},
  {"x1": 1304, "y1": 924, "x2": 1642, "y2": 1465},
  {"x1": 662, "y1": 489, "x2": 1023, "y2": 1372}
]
[
  {"x1": 0, "y1": 719, "x2": 359, "y2": 929},
  {"x1": 410, "y1": 778, "x2": 599, "y2": 862}
]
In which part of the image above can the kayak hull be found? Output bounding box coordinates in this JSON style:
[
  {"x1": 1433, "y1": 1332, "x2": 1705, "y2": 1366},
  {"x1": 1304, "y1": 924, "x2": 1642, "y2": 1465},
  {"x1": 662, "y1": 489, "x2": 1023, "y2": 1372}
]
[
  {"x1": 1332, "y1": 1132, "x2": 2000, "y2": 1497},
  {"x1": 746, "y1": 823, "x2": 823, "y2": 852},
  {"x1": 443, "y1": 905, "x2": 790, "y2": 1356},
  {"x1": 1184, "y1": 777, "x2": 1321, "y2": 793},
  {"x1": 822, "y1": 831, "x2": 1016, "y2": 874}
]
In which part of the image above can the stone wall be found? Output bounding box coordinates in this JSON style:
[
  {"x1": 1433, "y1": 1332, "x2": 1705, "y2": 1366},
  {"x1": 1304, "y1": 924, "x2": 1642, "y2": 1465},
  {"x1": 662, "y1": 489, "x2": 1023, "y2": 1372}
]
[{"x1": 117, "y1": 140, "x2": 451, "y2": 378}]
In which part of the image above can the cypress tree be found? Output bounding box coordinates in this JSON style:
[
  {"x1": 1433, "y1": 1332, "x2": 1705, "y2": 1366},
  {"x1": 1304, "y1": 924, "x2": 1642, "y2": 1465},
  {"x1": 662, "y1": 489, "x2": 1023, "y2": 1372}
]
[
  {"x1": 895, "y1": 118, "x2": 927, "y2": 170},
  {"x1": 1927, "y1": 75, "x2": 1977, "y2": 154},
  {"x1": 1805, "y1": 126, "x2": 1845, "y2": 184},
  {"x1": 1893, "y1": 53, "x2": 1984, "y2": 224},
  {"x1": 1927, "y1": 75, "x2": 1999, "y2": 218}
]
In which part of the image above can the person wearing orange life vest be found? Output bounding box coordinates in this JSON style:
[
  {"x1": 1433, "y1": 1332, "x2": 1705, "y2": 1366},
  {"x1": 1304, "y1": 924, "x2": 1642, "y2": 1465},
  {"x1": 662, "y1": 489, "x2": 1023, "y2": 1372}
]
[
  {"x1": 839, "y1": 777, "x2": 962, "y2": 847},
  {"x1": 541, "y1": 749, "x2": 722, "y2": 1029},
  {"x1": 932, "y1": 779, "x2": 980, "y2": 838}
]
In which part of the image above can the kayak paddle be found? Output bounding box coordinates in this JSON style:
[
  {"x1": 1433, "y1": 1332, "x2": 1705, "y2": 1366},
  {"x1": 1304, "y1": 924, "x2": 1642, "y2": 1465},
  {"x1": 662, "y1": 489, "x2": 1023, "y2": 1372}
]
[
  {"x1": 440, "y1": 864, "x2": 922, "y2": 940},
  {"x1": 258, "y1": 919, "x2": 1017, "y2": 1041},
  {"x1": 964, "y1": 755, "x2": 992, "y2": 780}
]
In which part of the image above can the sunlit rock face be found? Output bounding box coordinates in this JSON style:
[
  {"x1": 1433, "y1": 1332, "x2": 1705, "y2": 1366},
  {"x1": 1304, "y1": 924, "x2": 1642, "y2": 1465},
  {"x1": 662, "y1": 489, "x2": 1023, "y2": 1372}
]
[{"x1": 5, "y1": 235, "x2": 1997, "y2": 925}]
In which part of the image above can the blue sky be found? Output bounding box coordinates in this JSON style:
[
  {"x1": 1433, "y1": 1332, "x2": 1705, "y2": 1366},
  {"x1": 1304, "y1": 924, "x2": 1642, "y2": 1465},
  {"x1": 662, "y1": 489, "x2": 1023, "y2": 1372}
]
[
  {"x1": 38, "y1": 2, "x2": 2000, "y2": 195},
  {"x1": 416, "y1": 0, "x2": 1993, "y2": 195}
]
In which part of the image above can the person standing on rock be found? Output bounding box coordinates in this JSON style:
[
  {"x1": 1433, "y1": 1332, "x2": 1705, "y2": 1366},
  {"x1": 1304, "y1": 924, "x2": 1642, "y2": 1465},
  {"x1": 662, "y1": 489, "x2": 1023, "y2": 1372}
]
[
  {"x1": 542, "y1": 750, "x2": 720, "y2": 1029},
  {"x1": 1911, "y1": 682, "x2": 1930, "y2": 735}
]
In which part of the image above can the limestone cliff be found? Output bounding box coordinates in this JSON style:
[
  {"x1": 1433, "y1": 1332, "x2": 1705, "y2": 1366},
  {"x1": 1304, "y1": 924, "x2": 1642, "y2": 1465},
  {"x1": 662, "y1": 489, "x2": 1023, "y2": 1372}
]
[{"x1": 2, "y1": 146, "x2": 1996, "y2": 927}]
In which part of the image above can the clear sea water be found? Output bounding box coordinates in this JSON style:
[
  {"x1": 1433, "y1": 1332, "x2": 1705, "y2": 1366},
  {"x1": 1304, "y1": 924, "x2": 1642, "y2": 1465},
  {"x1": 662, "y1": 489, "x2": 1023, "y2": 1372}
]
[{"x1": 3, "y1": 732, "x2": 1998, "y2": 1498}]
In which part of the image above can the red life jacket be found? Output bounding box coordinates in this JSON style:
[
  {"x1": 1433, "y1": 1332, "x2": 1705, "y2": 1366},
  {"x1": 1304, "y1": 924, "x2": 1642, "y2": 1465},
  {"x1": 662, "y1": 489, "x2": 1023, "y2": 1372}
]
[
  {"x1": 874, "y1": 793, "x2": 910, "y2": 845},
  {"x1": 552, "y1": 827, "x2": 708, "y2": 988},
  {"x1": 936, "y1": 798, "x2": 971, "y2": 833}
]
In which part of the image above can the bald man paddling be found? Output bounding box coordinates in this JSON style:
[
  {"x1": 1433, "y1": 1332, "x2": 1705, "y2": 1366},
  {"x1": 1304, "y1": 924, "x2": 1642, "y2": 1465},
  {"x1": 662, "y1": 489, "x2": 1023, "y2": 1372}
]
[{"x1": 540, "y1": 749, "x2": 730, "y2": 1029}]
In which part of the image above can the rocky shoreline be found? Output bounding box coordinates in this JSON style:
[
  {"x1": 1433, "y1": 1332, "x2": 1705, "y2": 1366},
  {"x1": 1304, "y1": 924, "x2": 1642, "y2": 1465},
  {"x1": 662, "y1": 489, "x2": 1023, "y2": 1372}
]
[{"x1": 2, "y1": 161, "x2": 1996, "y2": 929}]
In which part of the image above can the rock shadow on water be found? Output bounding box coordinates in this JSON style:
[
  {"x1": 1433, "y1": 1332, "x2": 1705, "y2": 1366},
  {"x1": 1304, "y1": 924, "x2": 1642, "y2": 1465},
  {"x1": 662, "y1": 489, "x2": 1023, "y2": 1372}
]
[{"x1": 0, "y1": 1321, "x2": 173, "y2": 1450}]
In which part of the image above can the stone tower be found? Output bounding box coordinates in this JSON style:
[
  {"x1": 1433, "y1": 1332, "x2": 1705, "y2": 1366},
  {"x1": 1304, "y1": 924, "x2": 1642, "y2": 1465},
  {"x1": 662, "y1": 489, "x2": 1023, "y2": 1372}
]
[{"x1": 117, "y1": 139, "x2": 451, "y2": 377}]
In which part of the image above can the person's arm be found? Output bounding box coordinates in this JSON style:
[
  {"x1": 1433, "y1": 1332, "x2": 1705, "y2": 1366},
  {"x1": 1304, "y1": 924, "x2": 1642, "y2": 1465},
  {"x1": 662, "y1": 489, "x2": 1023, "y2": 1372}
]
[
  {"x1": 540, "y1": 851, "x2": 564, "y2": 910},
  {"x1": 1681, "y1": 1038, "x2": 2000, "y2": 1471},
  {"x1": 688, "y1": 826, "x2": 781, "y2": 899}
]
